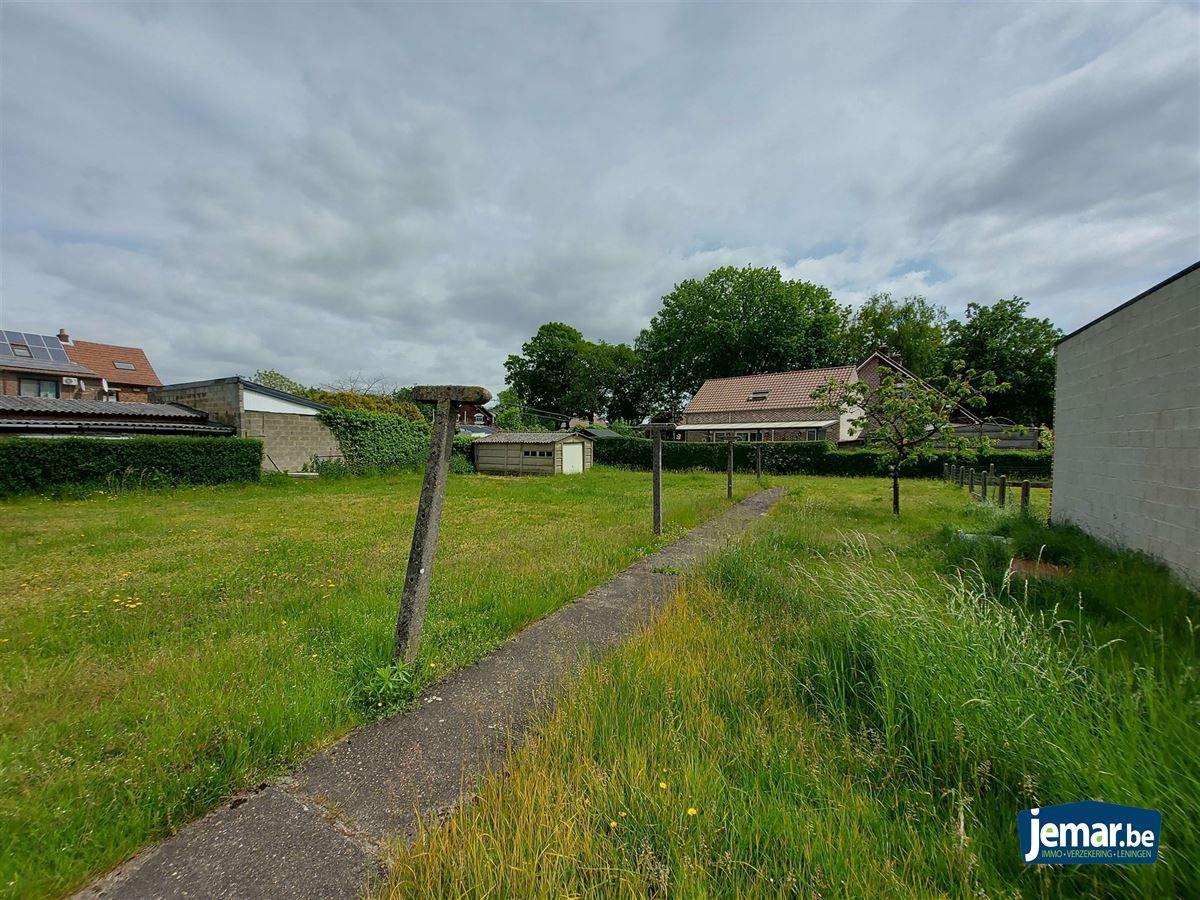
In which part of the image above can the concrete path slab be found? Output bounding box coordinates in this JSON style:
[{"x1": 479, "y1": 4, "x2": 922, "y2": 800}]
[{"x1": 78, "y1": 488, "x2": 785, "y2": 899}]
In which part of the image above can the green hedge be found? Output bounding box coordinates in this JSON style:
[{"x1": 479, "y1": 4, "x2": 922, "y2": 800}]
[
  {"x1": 593, "y1": 437, "x2": 1051, "y2": 478},
  {"x1": 0, "y1": 436, "x2": 263, "y2": 497},
  {"x1": 317, "y1": 408, "x2": 432, "y2": 473}
]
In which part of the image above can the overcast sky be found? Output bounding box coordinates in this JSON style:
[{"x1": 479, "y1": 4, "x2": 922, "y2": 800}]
[{"x1": 2, "y1": 1, "x2": 1197, "y2": 391}]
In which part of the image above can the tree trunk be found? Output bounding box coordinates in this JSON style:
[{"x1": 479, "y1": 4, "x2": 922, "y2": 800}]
[{"x1": 892, "y1": 468, "x2": 900, "y2": 516}]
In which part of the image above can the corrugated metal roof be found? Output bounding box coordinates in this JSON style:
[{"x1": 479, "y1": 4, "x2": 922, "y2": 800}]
[
  {"x1": 0, "y1": 397, "x2": 205, "y2": 418},
  {"x1": 474, "y1": 431, "x2": 590, "y2": 444},
  {"x1": 684, "y1": 366, "x2": 856, "y2": 414},
  {"x1": 0, "y1": 420, "x2": 234, "y2": 435}
]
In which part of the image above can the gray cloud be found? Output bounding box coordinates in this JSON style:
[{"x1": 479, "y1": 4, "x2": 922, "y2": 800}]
[{"x1": 2, "y1": 0, "x2": 1197, "y2": 392}]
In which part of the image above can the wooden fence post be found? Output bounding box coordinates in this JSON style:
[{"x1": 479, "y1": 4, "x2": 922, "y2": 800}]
[
  {"x1": 1021, "y1": 479, "x2": 1031, "y2": 513},
  {"x1": 998, "y1": 474, "x2": 1007, "y2": 507},
  {"x1": 394, "y1": 384, "x2": 491, "y2": 664},
  {"x1": 726, "y1": 439, "x2": 734, "y2": 499}
]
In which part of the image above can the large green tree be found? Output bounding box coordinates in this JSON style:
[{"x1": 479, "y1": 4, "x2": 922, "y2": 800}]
[
  {"x1": 943, "y1": 297, "x2": 1060, "y2": 425},
  {"x1": 636, "y1": 265, "x2": 848, "y2": 414},
  {"x1": 845, "y1": 293, "x2": 948, "y2": 376},
  {"x1": 504, "y1": 324, "x2": 643, "y2": 423}
]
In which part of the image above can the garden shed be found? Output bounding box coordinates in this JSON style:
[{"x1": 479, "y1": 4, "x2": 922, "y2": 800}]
[{"x1": 473, "y1": 431, "x2": 593, "y2": 475}]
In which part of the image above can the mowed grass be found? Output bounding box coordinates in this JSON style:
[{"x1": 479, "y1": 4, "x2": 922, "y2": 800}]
[
  {"x1": 0, "y1": 466, "x2": 757, "y2": 898},
  {"x1": 384, "y1": 478, "x2": 1199, "y2": 898}
]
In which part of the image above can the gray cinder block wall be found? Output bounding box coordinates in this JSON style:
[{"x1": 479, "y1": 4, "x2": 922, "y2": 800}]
[
  {"x1": 153, "y1": 377, "x2": 343, "y2": 473},
  {"x1": 1052, "y1": 262, "x2": 1200, "y2": 586}
]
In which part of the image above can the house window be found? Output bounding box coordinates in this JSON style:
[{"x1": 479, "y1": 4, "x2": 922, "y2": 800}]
[
  {"x1": 795, "y1": 428, "x2": 819, "y2": 442},
  {"x1": 113, "y1": 361, "x2": 136, "y2": 371},
  {"x1": 522, "y1": 449, "x2": 552, "y2": 458},
  {"x1": 11, "y1": 344, "x2": 32, "y2": 358},
  {"x1": 19, "y1": 378, "x2": 59, "y2": 398},
  {"x1": 735, "y1": 431, "x2": 765, "y2": 442}
]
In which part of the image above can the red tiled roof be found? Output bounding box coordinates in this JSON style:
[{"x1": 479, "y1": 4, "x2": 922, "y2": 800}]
[
  {"x1": 684, "y1": 366, "x2": 856, "y2": 414},
  {"x1": 65, "y1": 340, "x2": 161, "y2": 387}
]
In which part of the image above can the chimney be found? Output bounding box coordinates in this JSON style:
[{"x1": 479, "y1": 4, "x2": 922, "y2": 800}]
[
  {"x1": 878, "y1": 343, "x2": 902, "y2": 366},
  {"x1": 58, "y1": 328, "x2": 71, "y2": 345}
]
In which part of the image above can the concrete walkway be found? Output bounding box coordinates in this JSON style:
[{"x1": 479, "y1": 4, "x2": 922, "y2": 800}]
[{"x1": 79, "y1": 488, "x2": 786, "y2": 899}]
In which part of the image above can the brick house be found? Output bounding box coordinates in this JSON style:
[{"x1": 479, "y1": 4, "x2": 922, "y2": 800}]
[
  {"x1": 152, "y1": 376, "x2": 343, "y2": 473},
  {"x1": 455, "y1": 401, "x2": 495, "y2": 427},
  {"x1": 0, "y1": 328, "x2": 161, "y2": 402},
  {"x1": 677, "y1": 350, "x2": 980, "y2": 445}
]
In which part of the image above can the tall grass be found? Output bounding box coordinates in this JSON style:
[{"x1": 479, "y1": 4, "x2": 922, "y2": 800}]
[
  {"x1": 0, "y1": 467, "x2": 755, "y2": 898},
  {"x1": 383, "y1": 479, "x2": 1199, "y2": 898}
]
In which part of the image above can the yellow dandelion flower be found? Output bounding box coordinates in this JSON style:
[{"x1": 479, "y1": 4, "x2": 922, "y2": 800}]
[
  {"x1": 659, "y1": 782, "x2": 667, "y2": 790},
  {"x1": 619, "y1": 812, "x2": 626, "y2": 817},
  {"x1": 609, "y1": 820, "x2": 617, "y2": 829},
  {"x1": 688, "y1": 807, "x2": 697, "y2": 816}
]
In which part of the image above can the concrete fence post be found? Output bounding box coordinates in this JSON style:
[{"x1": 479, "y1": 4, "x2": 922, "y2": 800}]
[
  {"x1": 988, "y1": 462, "x2": 995, "y2": 479},
  {"x1": 980, "y1": 470, "x2": 989, "y2": 502},
  {"x1": 756, "y1": 444, "x2": 763, "y2": 481},
  {"x1": 957, "y1": 465, "x2": 964, "y2": 487},
  {"x1": 394, "y1": 385, "x2": 491, "y2": 664},
  {"x1": 968, "y1": 468, "x2": 975, "y2": 493},
  {"x1": 726, "y1": 439, "x2": 734, "y2": 499},
  {"x1": 1021, "y1": 479, "x2": 1031, "y2": 513},
  {"x1": 998, "y1": 474, "x2": 1007, "y2": 507},
  {"x1": 943, "y1": 463, "x2": 949, "y2": 481},
  {"x1": 652, "y1": 429, "x2": 663, "y2": 535}
]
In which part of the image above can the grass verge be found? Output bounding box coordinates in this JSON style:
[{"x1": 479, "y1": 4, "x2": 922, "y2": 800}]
[
  {"x1": 0, "y1": 466, "x2": 755, "y2": 898},
  {"x1": 383, "y1": 478, "x2": 1197, "y2": 898}
]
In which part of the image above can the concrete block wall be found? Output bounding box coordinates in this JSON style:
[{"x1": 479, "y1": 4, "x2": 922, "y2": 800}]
[
  {"x1": 1052, "y1": 264, "x2": 1200, "y2": 586},
  {"x1": 152, "y1": 381, "x2": 242, "y2": 428},
  {"x1": 242, "y1": 411, "x2": 342, "y2": 473}
]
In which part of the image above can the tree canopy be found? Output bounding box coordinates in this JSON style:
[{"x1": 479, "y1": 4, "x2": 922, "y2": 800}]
[
  {"x1": 844, "y1": 293, "x2": 948, "y2": 377},
  {"x1": 943, "y1": 297, "x2": 1060, "y2": 426},
  {"x1": 635, "y1": 265, "x2": 848, "y2": 414},
  {"x1": 503, "y1": 323, "x2": 643, "y2": 424}
]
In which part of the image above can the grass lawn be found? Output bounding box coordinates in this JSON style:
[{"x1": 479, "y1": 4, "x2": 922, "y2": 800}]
[
  {"x1": 0, "y1": 466, "x2": 757, "y2": 898},
  {"x1": 384, "y1": 478, "x2": 1198, "y2": 898}
]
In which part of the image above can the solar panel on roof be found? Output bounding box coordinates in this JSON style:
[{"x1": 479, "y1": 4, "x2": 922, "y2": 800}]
[
  {"x1": 30, "y1": 346, "x2": 51, "y2": 360},
  {"x1": 47, "y1": 346, "x2": 69, "y2": 362},
  {"x1": 3, "y1": 331, "x2": 24, "y2": 344},
  {"x1": 23, "y1": 333, "x2": 45, "y2": 347},
  {"x1": 0, "y1": 343, "x2": 11, "y2": 357},
  {"x1": 42, "y1": 335, "x2": 62, "y2": 347}
]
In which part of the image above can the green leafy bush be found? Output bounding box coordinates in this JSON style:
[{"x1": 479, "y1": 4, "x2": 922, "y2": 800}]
[
  {"x1": 0, "y1": 436, "x2": 263, "y2": 497},
  {"x1": 594, "y1": 436, "x2": 1051, "y2": 477},
  {"x1": 317, "y1": 408, "x2": 432, "y2": 473}
]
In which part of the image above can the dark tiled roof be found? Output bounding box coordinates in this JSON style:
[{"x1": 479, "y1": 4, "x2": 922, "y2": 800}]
[
  {"x1": 0, "y1": 354, "x2": 97, "y2": 377},
  {"x1": 474, "y1": 431, "x2": 590, "y2": 444},
  {"x1": 580, "y1": 427, "x2": 621, "y2": 438},
  {"x1": 66, "y1": 340, "x2": 162, "y2": 387},
  {"x1": 685, "y1": 366, "x2": 857, "y2": 414},
  {"x1": 0, "y1": 397, "x2": 204, "y2": 419}
]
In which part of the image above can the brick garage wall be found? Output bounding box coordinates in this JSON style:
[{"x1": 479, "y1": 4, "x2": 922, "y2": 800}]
[
  {"x1": 1052, "y1": 265, "x2": 1200, "y2": 586},
  {"x1": 242, "y1": 411, "x2": 342, "y2": 473}
]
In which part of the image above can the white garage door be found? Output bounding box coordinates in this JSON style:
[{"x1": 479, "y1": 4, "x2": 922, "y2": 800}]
[{"x1": 562, "y1": 442, "x2": 584, "y2": 474}]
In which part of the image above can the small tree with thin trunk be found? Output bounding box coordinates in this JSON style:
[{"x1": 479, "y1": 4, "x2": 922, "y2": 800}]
[{"x1": 811, "y1": 362, "x2": 1001, "y2": 515}]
